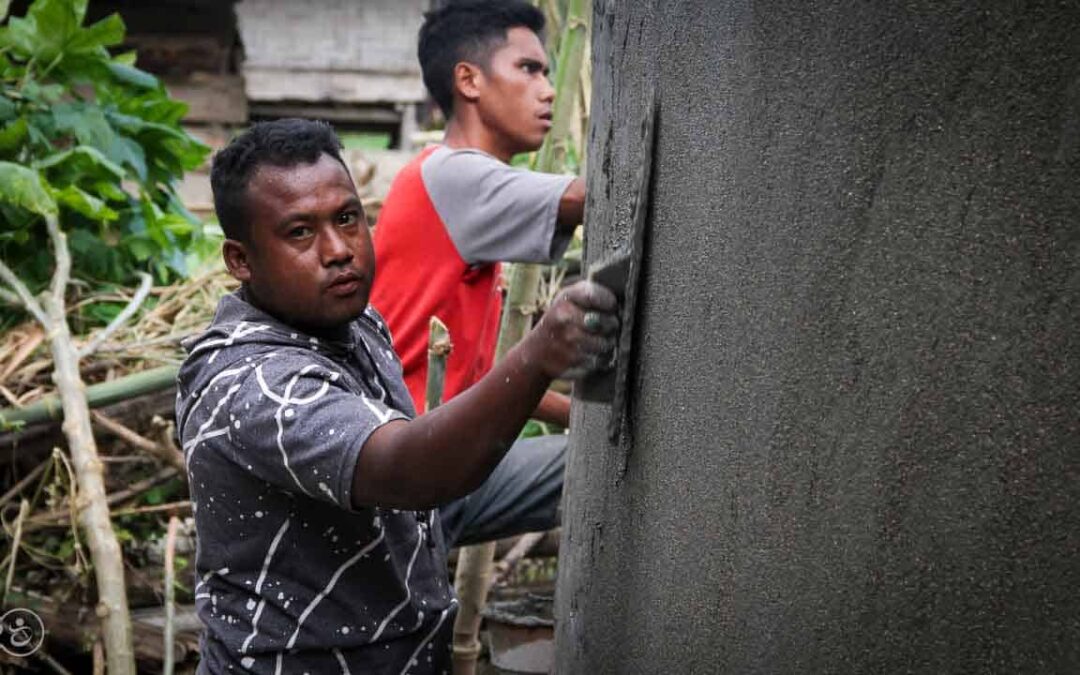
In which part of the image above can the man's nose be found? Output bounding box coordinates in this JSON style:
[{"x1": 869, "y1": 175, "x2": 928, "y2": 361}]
[
  {"x1": 540, "y1": 77, "x2": 555, "y2": 103},
  {"x1": 319, "y1": 226, "x2": 354, "y2": 266}
]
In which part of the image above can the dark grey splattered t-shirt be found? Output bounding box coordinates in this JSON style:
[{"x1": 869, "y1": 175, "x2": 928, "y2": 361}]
[{"x1": 176, "y1": 292, "x2": 456, "y2": 674}]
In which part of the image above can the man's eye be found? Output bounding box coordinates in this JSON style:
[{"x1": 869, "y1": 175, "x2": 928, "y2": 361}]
[
  {"x1": 338, "y1": 211, "x2": 359, "y2": 226},
  {"x1": 522, "y1": 62, "x2": 541, "y2": 74},
  {"x1": 288, "y1": 226, "x2": 313, "y2": 239}
]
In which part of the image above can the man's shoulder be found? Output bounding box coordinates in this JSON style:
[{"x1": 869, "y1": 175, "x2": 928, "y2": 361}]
[{"x1": 420, "y1": 145, "x2": 505, "y2": 187}]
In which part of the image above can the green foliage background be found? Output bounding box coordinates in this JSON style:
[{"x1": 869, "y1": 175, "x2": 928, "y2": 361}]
[{"x1": 0, "y1": 0, "x2": 211, "y2": 303}]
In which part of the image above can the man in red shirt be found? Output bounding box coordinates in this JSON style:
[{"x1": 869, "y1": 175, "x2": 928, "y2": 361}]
[{"x1": 370, "y1": 1, "x2": 586, "y2": 546}]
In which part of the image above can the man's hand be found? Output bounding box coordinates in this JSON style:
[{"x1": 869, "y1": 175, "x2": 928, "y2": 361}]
[
  {"x1": 525, "y1": 280, "x2": 620, "y2": 380},
  {"x1": 354, "y1": 280, "x2": 618, "y2": 510}
]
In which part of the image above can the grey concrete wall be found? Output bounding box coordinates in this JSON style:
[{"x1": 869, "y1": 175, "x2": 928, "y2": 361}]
[{"x1": 556, "y1": 1, "x2": 1080, "y2": 673}]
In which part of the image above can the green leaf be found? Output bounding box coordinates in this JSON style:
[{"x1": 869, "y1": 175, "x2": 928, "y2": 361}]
[
  {"x1": 91, "y1": 179, "x2": 128, "y2": 202},
  {"x1": 71, "y1": 0, "x2": 88, "y2": 24},
  {"x1": 67, "y1": 13, "x2": 124, "y2": 53},
  {"x1": 123, "y1": 235, "x2": 154, "y2": 261},
  {"x1": 21, "y1": 80, "x2": 64, "y2": 104},
  {"x1": 0, "y1": 117, "x2": 28, "y2": 156},
  {"x1": 112, "y1": 51, "x2": 137, "y2": 67},
  {"x1": 0, "y1": 0, "x2": 11, "y2": 23},
  {"x1": 158, "y1": 212, "x2": 193, "y2": 236},
  {"x1": 52, "y1": 184, "x2": 117, "y2": 221},
  {"x1": 108, "y1": 62, "x2": 157, "y2": 89},
  {"x1": 52, "y1": 102, "x2": 115, "y2": 148},
  {"x1": 34, "y1": 145, "x2": 126, "y2": 185},
  {"x1": 0, "y1": 161, "x2": 56, "y2": 216},
  {"x1": 0, "y1": 96, "x2": 17, "y2": 123},
  {"x1": 6, "y1": 0, "x2": 79, "y2": 63}
]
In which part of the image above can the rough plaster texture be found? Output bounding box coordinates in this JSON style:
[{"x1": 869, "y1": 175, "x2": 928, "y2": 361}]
[{"x1": 556, "y1": 1, "x2": 1080, "y2": 673}]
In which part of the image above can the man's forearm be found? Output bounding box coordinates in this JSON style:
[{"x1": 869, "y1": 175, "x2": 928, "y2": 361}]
[
  {"x1": 557, "y1": 177, "x2": 585, "y2": 229},
  {"x1": 353, "y1": 339, "x2": 552, "y2": 509}
]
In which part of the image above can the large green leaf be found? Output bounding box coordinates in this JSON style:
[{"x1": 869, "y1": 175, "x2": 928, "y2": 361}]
[
  {"x1": 34, "y1": 145, "x2": 126, "y2": 185},
  {"x1": 52, "y1": 102, "x2": 115, "y2": 148},
  {"x1": 4, "y1": 0, "x2": 79, "y2": 63},
  {"x1": 108, "y1": 62, "x2": 157, "y2": 89},
  {"x1": 0, "y1": 117, "x2": 28, "y2": 156},
  {"x1": 0, "y1": 161, "x2": 56, "y2": 216},
  {"x1": 0, "y1": 96, "x2": 17, "y2": 123},
  {"x1": 52, "y1": 184, "x2": 117, "y2": 221},
  {"x1": 66, "y1": 13, "x2": 124, "y2": 54}
]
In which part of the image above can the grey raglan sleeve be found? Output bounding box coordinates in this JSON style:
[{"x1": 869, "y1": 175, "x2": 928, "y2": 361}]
[
  {"x1": 422, "y1": 148, "x2": 576, "y2": 265},
  {"x1": 224, "y1": 352, "x2": 408, "y2": 509}
]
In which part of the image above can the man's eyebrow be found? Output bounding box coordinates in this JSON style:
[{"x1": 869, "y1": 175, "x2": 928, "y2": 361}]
[
  {"x1": 275, "y1": 196, "x2": 363, "y2": 231},
  {"x1": 519, "y1": 56, "x2": 549, "y2": 72},
  {"x1": 339, "y1": 196, "x2": 363, "y2": 211},
  {"x1": 275, "y1": 212, "x2": 313, "y2": 232}
]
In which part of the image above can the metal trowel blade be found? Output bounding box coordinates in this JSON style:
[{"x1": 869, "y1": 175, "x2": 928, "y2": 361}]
[{"x1": 576, "y1": 252, "x2": 631, "y2": 403}]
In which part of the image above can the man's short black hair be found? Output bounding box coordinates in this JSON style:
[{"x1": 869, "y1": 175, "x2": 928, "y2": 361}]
[
  {"x1": 210, "y1": 118, "x2": 348, "y2": 242},
  {"x1": 418, "y1": 0, "x2": 546, "y2": 117}
]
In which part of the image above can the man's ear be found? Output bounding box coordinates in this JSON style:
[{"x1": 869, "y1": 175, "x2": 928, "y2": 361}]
[
  {"x1": 222, "y1": 239, "x2": 252, "y2": 283},
  {"x1": 453, "y1": 61, "x2": 484, "y2": 104}
]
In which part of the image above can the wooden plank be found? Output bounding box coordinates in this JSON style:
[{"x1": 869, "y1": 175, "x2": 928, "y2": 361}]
[
  {"x1": 243, "y1": 68, "x2": 425, "y2": 104},
  {"x1": 164, "y1": 74, "x2": 248, "y2": 125}
]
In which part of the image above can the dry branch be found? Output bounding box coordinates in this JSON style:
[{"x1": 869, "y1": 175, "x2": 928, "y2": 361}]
[
  {"x1": 91, "y1": 410, "x2": 186, "y2": 472},
  {"x1": 78, "y1": 272, "x2": 153, "y2": 358}
]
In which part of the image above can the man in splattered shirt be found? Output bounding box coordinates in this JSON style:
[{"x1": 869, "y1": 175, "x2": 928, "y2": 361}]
[{"x1": 176, "y1": 119, "x2": 617, "y2": 673}]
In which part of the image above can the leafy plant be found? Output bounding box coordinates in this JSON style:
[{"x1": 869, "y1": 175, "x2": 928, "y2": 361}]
[
  {"x1": 0, "y1": 2, "x2": 213, "y2": 671},
  {"x1": 0, "y1": 0, "x2": 211, "y2": 305}
]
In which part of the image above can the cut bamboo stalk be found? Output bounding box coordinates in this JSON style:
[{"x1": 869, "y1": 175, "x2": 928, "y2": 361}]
[
  {"x1": 0, "y1": 364, "x2": 179, "y2": 428},
  {"x1": 451, "y1": 2, "x2": 591, "y2": 672},
  {"x1": 425, "y1": 317, "x2": 452, "y2": 413}
]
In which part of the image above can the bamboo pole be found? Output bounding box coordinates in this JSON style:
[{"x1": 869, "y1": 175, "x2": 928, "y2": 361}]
[
  {"x1": 451, "y1": 2, "x2": 591, "y2": 672},
  {"x1": 0, "y1": 364, "x2": 179, "y2": 428},
  {"x1": 425, "y1": 317, "x2": 452, "y2": 413}
]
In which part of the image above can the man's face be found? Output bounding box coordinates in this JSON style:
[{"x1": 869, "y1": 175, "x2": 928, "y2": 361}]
[
  {"x1": 224, "y1": 153, "x2": 374, "y2": 335},
  {"x1": 474, "y1": 26, "x2": 555, "y2": 154}
]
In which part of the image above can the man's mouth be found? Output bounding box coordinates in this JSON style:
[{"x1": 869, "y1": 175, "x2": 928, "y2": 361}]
[
  {"x1": 326, "y1": 271, "x2": 365, "y2": 296},
  {"x1": 539, "y1": 111, "x2": 553, "y2": 126}
]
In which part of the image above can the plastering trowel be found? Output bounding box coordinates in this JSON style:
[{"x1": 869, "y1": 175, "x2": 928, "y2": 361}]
[{"x1": 576, "y1": 94, "x2": 658, "y2": 442}]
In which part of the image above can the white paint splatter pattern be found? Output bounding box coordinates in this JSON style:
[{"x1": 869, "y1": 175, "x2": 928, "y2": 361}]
[
  {"x1": 285, "y1": 527, "x2": 387, "y2": 649},
  {"x1": 369, "y1": 524, "x2": 425, "y2": 643},
  {"x1": 333, "y1": 648, "x2": 352, "y2": 675},
  {"x1": 255, "y1": 362, "x2": 340, "y2": 499},
  {"x1": 241, "y1": 517, "x2": 291, "y2": 654},
  {"x1": 399, "y1": 602, "x2": 456, "y2": 675},
  {"x1": 189, "y1": 321, "x2": 270, "y2": 364}
]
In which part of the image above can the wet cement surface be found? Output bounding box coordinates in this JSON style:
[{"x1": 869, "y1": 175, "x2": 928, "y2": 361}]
[{"x1": 556, "y1": 1, "x2": 1080, "y2": 672}]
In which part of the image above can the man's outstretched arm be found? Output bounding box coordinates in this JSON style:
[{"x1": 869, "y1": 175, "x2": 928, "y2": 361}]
[
  {"x1": 557, "y1": 177, "x2": 586, "y2": 231},
  {"x1": 352, "y1": 281, "x2": 616, "y2": 510}
]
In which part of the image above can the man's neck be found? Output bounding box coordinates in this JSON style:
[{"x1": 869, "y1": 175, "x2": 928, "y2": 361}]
[{"x1": 442, "y1": 116, "x2": 513, "y2": 163}]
